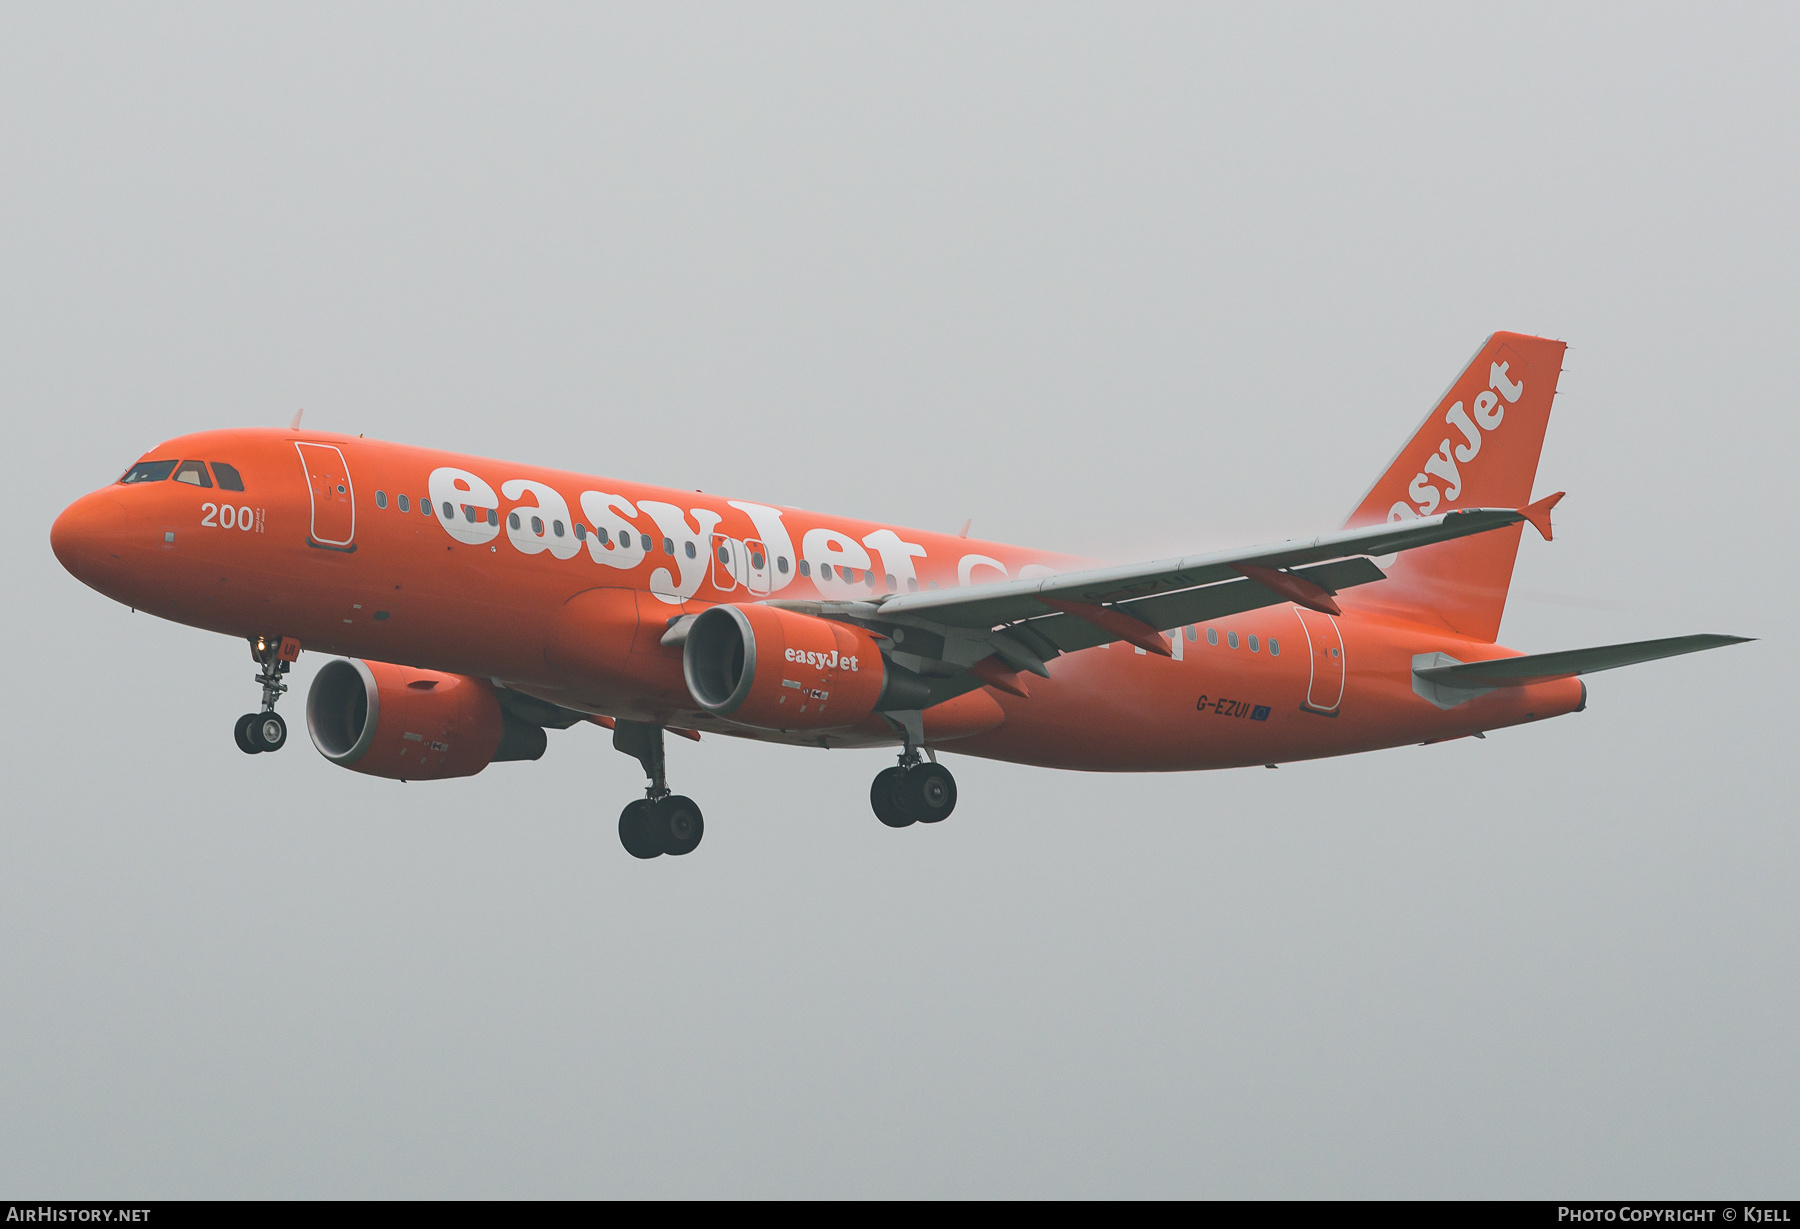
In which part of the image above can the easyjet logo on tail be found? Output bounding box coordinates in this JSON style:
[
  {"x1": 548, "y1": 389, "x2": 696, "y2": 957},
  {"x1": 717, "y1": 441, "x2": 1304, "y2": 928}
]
[{"x1": 1389, "y1": 358, "x2": 1526, "y2": 521}]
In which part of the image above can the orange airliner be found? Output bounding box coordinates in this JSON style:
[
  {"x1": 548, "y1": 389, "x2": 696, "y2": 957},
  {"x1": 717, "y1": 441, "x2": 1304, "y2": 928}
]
[{"x1": 51, "y1": 333, "x2": 1746, "y2": 858}]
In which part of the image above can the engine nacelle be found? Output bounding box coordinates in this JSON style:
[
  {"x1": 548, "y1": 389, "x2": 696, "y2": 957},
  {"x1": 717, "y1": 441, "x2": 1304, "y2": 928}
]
[
  {"x1": 306, "y1": 659, "x2": 547, "y2": 781},
  {"x1": 682, "y1": 603, "x2": 929, "y2": 731}
]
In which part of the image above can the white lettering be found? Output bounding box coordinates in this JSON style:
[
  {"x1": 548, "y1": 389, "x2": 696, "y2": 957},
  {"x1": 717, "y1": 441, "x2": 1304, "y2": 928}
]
[
  {"x1": 729, "y1": 501, "x2": 798, "y2": 595},
  {"x1": 1445, "y1": 401, "x2": 1482, "y2": 463},
  {"x1": 861, "y1": 528, "x2": 928, "y2": 591},
  {"x1": 802, "y1": 528, "x2": 872, "y2": 598},
  {"x1": 639, "y1": 501, "x2": 724, "y2": 604},
  {"x1": 502, "y1": 479, "x2": 582, "y2": 560},
  {"x1": 1473, "y1": 389, "x2": 1504, "y2": 430},
  {"x1": 1408, "y1": 473, "x2": 1441, "y2": 516},
  {"x1": 1489, "y1": 361, "x2": 1524, "y2": 403},
  {"x1": 578, "y1": 491, "x2": 646, "y2": 570},
  {"x1": 1422, "y1": 440, "x2": 1462, "y2": 502},
  {"x1": 429, "y1": 467, "x2": 500, "y2": 546},
  {"x1": 958, "y1": 553, "x2": 1008, "y2": 587}
]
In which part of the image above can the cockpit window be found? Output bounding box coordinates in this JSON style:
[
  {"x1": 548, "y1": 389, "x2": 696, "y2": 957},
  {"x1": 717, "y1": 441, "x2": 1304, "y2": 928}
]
[
  {"x1": 211, "y1": 462, "x2": 245, "y2": 491},
  {"x1": 173, "y1": 460, "x2": 212, "y2": 488},
  {"x1": 121, "y1": 460, "x2": 177, "y2": 484}
]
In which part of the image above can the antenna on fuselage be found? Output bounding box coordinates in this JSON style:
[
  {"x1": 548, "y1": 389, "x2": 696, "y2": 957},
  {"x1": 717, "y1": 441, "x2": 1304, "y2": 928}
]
[
  {"x1": 957, "y1": 519, "x2": 971, "y2": 538},
  {"x1": 289, "y1": 408, "x2": 304, "y2": 430}
]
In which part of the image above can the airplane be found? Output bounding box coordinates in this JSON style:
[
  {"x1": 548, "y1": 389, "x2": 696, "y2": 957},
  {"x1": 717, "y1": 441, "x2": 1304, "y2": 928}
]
[{"x1": 50, "y1": 332, "x2": 1748, "y2": 859}]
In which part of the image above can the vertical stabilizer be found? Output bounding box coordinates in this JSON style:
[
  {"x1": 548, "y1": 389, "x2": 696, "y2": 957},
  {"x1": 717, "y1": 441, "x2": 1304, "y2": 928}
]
[{"x1": 1342, "y1": 332, "x2": 1567, "y2": 641}]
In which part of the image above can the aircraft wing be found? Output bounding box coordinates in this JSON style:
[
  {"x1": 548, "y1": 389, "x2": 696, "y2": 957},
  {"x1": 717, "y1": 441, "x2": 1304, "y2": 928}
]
[
  {"x1": 865, "y1": 505, "x2": 1539, "y2": 660},
  {"x1": 743, "y1": 501, "x2": 1562, "y2": 695}
]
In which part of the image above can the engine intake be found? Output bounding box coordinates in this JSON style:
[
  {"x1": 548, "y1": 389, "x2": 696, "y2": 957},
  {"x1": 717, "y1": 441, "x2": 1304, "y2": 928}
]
[
  {"x1": 683, "y1": 603, "x2": 928, "y2": 731},
  {"x1": 306, "y1": 658, "x2": 546, "y2": 781}
]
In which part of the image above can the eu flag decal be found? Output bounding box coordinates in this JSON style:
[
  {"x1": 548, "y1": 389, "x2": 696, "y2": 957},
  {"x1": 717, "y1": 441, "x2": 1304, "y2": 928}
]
[{"x1": 1251, "y1": 705, "x2": 1271, "y2": 721}]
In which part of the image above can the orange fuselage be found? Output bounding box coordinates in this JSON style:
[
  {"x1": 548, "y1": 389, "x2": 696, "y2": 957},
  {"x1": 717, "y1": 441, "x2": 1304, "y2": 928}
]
[{"x1": 51, "y1": 428, "x2": 1582, "y2": 771}]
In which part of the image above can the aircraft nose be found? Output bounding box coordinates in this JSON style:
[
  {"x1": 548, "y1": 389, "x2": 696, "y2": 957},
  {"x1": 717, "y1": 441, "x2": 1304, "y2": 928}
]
[{"x1": 51, "y1": 489, "x2": 128, "y2": 584}]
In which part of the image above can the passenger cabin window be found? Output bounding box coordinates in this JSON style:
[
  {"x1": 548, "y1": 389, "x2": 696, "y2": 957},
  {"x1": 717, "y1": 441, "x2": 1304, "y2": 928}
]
[
  {"x1": 574, "y1": 523, "x2": 586, "y2": 541},
  {"x1": 685, "y1": 541, "x2": 696, "y2": 558},
  {"x1": 751, "y1": 550, "x2": 765, "y2": 569},
  {"x1": 640, "y1": 534, "x2": 652, "y2": 550},
  {"x1": 121, "y1": 460, "x2": 177, "y2": 484},
  {"x1": 798, "y1": 560, "x2": 811, "y2": 577},
  {"x1": 211, "y1": 462, "x2": 246, "y2": 491},
  {"x1": 1185, "y1": 626, "x2": 1197, "y2": 642},
  {"x1": 553, "y1": 520, "x2": 565, "y2": 537},
  {"x1": 777, "y1": 556, "x2": 789, "y2": 574},
  {"x1": 1269, "y1": 638, "x2": 1280, "y2": 656},
  {"x1": 1249, "y1": 635, "x2": 1259, "y2": 652},
  {"x1": 173, "y1": 460, "x2": 212, "y2": 488},
  {"x1": 1227, "y1": 631, "x2": 1238, "y2": 649},
  {"x1": 596, "y1": 527, "x2": 610, "y2": 545},
  {"x1": 376, "y1": 491, "x2": 388, "y2": 509},
  {"x1": 663, "y1": 537, "x2": 674, "y2": 555},
  {"x1": 1206, "y1": 628, "x2": 1218, "y2": 646},
  {"x1": 509, "y1": 513, "x2": 521, "y2": 530},
  {"x1": 397, "y1": 494, "x2": 410, "y2": 512},
  {"x1": 533, "y1": 517, "x2": 546, "y2": 535}
]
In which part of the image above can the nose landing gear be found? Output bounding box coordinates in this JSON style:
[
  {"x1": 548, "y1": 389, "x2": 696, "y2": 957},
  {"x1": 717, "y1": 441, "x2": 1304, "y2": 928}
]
[
  {"x1": 613, "y1": 719, "x2": 705, "y2": 859},
  {"x1": 236, "y1": 636, "x2": 298, "y2": 754}
]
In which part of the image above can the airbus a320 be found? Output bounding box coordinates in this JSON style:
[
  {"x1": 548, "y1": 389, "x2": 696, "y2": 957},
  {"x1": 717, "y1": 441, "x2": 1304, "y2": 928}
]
[{"x1": 50, "y1": 333, "x2": 1747, "y2": 858}]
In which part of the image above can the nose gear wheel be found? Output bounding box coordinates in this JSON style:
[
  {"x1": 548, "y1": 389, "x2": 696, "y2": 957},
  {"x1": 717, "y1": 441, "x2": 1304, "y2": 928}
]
[{"x1": 235, "y1": 637, "x2": 294, "y2": 754}]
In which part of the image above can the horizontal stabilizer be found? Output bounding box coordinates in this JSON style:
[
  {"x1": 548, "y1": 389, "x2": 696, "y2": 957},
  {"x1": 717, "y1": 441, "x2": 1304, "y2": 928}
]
[{"x1": 1415, "y1": 634, "x2": 1752, "y2": 690}]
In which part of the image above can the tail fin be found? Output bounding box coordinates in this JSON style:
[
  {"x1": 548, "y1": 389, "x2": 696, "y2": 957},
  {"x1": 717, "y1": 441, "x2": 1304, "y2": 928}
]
[{"x1": 1343, "y1": 331, "x2": 1567, "y2": 641}]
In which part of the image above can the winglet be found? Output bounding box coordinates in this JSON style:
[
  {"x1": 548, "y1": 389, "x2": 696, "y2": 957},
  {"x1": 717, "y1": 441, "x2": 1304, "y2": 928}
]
[
  {"x1": 1521, "y1": 491, "x2": 1565, "y2": 542},
  {"x1": 1039, "y1": 598, "x2": 1172, "y2": 657},
  {"x1": 969, "y1": 655, "x2": 1031, "y2": 698},
  {"x1": 1231, "y1": 563, "x2": 1342, "y2": 616}
]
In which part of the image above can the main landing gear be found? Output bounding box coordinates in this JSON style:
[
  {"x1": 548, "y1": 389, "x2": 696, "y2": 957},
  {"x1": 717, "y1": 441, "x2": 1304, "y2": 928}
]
[
  {"x1": 612, "y1": 719, "x2": 704, "y2": 859},
  {"x1": 235, "y1": 636, "x2": 294, "y2": 754},
  {"x1": 870, "y1": 713, "x2": 958, "y2": 828}
]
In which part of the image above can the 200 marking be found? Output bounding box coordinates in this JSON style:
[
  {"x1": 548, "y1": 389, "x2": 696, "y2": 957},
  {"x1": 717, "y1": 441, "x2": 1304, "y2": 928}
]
[{"x1": 201, "y1": 502, "x2": 264, "y2": 532}]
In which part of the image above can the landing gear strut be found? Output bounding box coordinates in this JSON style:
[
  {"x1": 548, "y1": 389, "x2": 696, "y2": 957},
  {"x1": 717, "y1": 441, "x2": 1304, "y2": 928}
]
[
  {"x1": 235, "y1": 636, "x2": 295, "y2": 754},
  {"x1": 871, "y1": 712, "x2": 957, "y2": 828},
  {"x1": 613, "y1": 719, "x2": 704, "y2": 859}
]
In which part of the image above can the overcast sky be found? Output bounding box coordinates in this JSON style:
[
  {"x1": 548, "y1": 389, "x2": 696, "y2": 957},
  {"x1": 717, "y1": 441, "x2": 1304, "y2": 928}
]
[{"x1": 3, "y1": 3, "x2": 1795, "y2": 1198}]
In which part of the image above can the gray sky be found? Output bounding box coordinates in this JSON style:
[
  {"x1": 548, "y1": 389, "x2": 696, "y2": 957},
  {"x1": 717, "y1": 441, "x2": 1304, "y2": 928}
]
[{"x1": 3, "y1": 3, "x2": 1795, "y2": 1197}]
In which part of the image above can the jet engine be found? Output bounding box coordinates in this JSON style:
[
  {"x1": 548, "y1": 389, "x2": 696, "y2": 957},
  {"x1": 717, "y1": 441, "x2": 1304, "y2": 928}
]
[
  {"x1": 682, "y1": 603, "x2": 929, "y2": 731},
  {"x1": 306, "y1": 658, "x2": 547, "y2": 781}
]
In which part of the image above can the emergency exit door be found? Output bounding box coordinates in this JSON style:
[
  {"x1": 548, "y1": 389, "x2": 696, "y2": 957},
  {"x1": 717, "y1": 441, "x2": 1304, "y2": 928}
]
[
  {"x1": 710, "y1": 534, "x2": 772, "y2": 595},
  {"x1": 294, "y1": 442, "x2": 356, "y2": 550},
  {"x1": 1292, "y1": 606, "x2": 1345, "y2": 714}
]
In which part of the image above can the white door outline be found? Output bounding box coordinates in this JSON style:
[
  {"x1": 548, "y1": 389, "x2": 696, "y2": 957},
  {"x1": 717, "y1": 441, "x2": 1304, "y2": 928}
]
[
  {"x1": 294, "y1": 442, "x2": 356, "y2": 549},
  {"x1": 710, "y1": 532, "x2": 741, "y2": 593},
  {"x1": 744, "y1": 537, "x2": 771, "y2": 596},
  {"x1": 1291, "y1": 606, "x2": 1345, "y2": 713}
]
